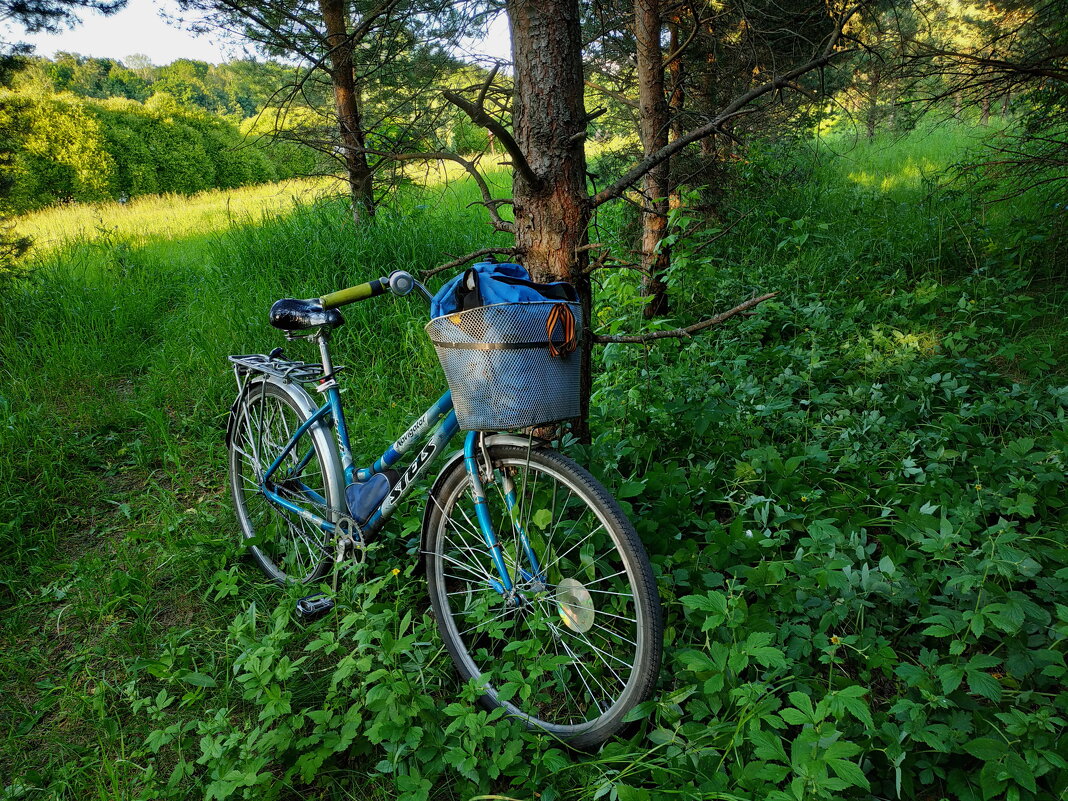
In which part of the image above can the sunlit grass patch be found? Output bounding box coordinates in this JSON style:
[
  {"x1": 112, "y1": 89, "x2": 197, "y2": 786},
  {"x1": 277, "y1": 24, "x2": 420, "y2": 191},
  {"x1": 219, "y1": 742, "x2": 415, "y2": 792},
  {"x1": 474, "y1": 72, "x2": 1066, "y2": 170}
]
[{"x1": 12, "y1": 176, "x2": 338, "y2": 255}]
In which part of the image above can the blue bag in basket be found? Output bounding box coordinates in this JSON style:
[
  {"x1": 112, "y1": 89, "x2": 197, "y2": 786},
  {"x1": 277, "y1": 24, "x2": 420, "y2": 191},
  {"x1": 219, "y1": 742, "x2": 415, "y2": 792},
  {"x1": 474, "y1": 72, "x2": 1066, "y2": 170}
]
[
  {"x1": 430, "y1": 261, "x2": 578, "y2": 317},
  {"x1": 427, "y1": 262, "x2": 582, "y2": 430}
]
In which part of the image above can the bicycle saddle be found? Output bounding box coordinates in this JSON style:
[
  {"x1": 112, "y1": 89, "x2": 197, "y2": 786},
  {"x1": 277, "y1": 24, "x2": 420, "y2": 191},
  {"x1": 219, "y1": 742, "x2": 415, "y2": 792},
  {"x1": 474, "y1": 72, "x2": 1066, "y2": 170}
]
[{"x1": 269, "y1": 298, "x2": 345, "y2": 331}]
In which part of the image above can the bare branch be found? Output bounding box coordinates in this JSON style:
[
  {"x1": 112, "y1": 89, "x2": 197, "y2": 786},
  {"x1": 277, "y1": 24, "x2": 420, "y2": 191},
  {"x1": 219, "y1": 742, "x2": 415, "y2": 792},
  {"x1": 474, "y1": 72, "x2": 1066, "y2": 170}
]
[
  {"x1": 424, "y1": 248, "x2": 518, "y2": 279},
  {"x1": 662, "y1": 0, "x2": 703, "y2": 69},
  {"x1": 585, "y1": 79, "x2": 638, "y2": 108},
  {"x1": 594, "y1": 293, "x2": 778, "y2": 344},
  {"x1": 443, "y1": 81, "x2": 542, "y2": 190},
  {"x1": 373, "y1": 150, "x2": 515, "y2": 234}
]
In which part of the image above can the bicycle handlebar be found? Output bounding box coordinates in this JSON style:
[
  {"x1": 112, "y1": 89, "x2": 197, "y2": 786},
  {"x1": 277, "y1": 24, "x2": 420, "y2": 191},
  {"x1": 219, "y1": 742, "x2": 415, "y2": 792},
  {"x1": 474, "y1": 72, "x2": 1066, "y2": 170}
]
[
  {"x1": 319, "y1": 270, "x2": 432, "y2": 310},
  {"x1": 319, "y1": 277, "x2": 389, "y2": 309}
]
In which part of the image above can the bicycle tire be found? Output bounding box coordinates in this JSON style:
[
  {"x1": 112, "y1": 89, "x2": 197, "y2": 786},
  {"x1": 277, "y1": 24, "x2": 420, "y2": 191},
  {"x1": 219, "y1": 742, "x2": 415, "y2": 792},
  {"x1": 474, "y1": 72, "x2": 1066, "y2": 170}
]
[
  {"x1": 424, "y1": 444, "x2": 662, "y2": 748},
  {"x1": 228, "y1": 379, "x2": 343, "y2": 584}
]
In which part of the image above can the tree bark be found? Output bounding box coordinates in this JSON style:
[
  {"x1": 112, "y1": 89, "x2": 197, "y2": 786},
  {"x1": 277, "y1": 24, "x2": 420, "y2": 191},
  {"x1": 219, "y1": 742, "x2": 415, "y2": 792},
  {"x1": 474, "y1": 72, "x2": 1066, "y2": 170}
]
[
  {"x1": 507, "y1": 0, "x2": 592, "y2": 437},
  {"x1": 318, "y1": 0, "x2": 375, "y2": 222},
  {"x1": 636, "y1": 0, "x2": 670, "y2": 318}
]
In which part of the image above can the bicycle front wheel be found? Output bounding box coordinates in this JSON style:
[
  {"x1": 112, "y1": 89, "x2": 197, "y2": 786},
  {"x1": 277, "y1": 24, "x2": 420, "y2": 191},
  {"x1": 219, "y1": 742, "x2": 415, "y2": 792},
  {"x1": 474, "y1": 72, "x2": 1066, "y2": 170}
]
[
  {"x1": 228, "y1": 379, "x2": 343, "y2": 584},
  {"x1": 424, "y1": 444, "x2": 662, "y2": 748}
]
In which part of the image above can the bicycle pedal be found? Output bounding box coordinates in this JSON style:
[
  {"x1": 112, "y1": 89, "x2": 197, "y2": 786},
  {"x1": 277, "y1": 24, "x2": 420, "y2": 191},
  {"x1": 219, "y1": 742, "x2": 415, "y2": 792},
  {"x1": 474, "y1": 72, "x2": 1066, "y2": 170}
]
[{"x1": 295, "y1": 593, "x2": 335, "y2": 620}]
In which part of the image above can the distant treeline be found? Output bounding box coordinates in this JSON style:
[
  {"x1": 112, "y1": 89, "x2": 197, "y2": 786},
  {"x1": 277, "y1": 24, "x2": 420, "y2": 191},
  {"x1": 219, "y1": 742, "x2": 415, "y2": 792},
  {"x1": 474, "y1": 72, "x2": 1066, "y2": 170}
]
[
  {"x1": 0, "y1": 54, "x2": 334, "y2": 214},
  {"x1": 15, "y1": 53, "x2": 301, "y2": 119},
  {"x1": 0, "y1": 91, "x2": 324, "y2": 213}
]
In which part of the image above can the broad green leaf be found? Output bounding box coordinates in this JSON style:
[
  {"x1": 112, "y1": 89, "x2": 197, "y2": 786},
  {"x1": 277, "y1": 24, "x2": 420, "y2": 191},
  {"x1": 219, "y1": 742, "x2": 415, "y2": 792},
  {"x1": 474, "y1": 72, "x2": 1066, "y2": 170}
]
[
  {"x1": 676, "y1": 649, "x2": 716, "y2": 673},
  {"x1": 1004, "y1": 753, "x2": 1036, "y2": 793},
  {"x1": 616, "y1": 480, "x2": 645, "y2": 499},
  {"x1": 750, "y1": 646, "x2": 788, "y2": 669},
  {"x1": 937, "y1": 665, "x2": 965, "y2": 695},
  {"x1": 616, "y1": 785, "x2": 651, "y2": 801},
  {"x1": 828, "y1": 758, "x2": 871, "y2": 791},
  {"x1": 680, "y1": 592, "x2": 728, "y2": 615},
  {"x1": 788, "y1": 691, "x2": 814, "y2": 717},
  {"x1": 181, "y1": 672, "x2": 216, "y2": 688},
  {"x1": 967, "y1": 670, "x2": 1003, "y2": 702},
  {"x1": 622, "y1": 699, "x2": 657, "y2": 723},
  {"x1": 963, "y1": 737, "x2": 1008, "y2": 761}
]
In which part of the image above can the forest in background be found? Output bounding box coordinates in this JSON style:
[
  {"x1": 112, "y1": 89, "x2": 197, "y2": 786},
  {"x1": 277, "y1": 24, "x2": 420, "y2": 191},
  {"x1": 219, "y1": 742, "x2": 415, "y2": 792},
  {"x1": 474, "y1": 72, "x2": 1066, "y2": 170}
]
[
  {"x1": 0, "y1": 0, "x2": 1066, "y2": 799},
  {"x1": 0, "y1": 54, "x2": 330, "y2": 213}
]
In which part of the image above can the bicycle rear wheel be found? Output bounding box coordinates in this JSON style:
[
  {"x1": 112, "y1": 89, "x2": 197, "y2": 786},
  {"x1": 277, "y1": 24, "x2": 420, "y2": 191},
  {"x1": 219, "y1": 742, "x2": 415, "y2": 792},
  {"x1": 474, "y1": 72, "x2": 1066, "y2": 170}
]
[
  {"x1": 228, "y1": 379, "x2": 343, "y2": 584},
  {"x1": 424, "y1": 444, "x2": 662, "y2": 748}
]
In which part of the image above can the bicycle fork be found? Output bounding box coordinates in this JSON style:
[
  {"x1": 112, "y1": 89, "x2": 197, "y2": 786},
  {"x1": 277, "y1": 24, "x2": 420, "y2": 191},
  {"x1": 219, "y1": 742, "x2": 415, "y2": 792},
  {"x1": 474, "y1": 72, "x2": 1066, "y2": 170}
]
[{"x1": 462, "y1": 431, "x2": 544, "y2": 601}]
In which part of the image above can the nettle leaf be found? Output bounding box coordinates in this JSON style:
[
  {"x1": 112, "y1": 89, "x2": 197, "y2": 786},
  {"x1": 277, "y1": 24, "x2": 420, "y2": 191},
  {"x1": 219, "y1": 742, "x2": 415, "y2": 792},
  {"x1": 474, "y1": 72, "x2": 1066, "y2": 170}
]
[
  {"x1": 937, "y1": 665, "x2": 965, "y2": 695},
  {"x1": 828, "y1": 758, "x2": 871, "y2": 791},
  {"x1": 967, "y1": 670, "x2": 1003, "y2": 702},
  {"x1": 1004, "y1": 752, "x2": 1037, "y2": 793},
  {"x1": 788, "y1": 691, "x2": 814, "y2": 718},
  {"x1": 968, "y1": 654, "x2": 1001, "y2": 670}
]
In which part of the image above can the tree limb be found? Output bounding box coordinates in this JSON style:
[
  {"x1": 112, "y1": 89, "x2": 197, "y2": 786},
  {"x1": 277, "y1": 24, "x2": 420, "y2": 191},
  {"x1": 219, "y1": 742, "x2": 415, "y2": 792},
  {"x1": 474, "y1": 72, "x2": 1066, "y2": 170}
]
[
  {"x1": 372, "y1": 150, "x2": 515, "y2": 233},
  {"x1": 443, "y1": 70, "x2": 542, "y2": 190},
  {"x1": 585, "y1": 79, "x2": 638, "y2": 108},
  {"x1": 424, "y1": 247, "x2": 518, "y2": 278},
  {"x1": 594, "y1": 293, "x2": 777, "y2": 343}
]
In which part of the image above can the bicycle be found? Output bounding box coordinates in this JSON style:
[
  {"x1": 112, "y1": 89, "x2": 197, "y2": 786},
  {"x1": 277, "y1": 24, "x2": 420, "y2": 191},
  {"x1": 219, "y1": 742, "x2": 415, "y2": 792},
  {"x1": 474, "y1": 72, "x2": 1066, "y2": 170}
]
[{"x1": 226, "y1": 269, "x2": 663, "y2": 748}]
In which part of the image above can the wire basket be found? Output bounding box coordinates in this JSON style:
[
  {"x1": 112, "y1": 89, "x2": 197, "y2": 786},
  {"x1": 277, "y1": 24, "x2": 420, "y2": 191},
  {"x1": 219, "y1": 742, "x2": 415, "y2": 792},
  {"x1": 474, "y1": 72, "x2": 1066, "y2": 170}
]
[{"x1": 426, "y1": 302, "x2": 583, "y2": 431}]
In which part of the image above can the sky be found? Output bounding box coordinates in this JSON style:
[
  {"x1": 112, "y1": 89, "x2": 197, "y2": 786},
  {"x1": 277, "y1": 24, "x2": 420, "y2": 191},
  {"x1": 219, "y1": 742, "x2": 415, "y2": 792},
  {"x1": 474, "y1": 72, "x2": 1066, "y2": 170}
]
[{"x1": 16, "y1": 0, "x2": 512, "y2": 66}]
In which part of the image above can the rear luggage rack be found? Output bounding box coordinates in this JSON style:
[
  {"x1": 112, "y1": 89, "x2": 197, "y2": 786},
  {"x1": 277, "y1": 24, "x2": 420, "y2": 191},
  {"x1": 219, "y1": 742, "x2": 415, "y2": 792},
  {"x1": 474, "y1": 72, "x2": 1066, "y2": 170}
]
[{"x1": 228, "y1": 353, "x2": 328, "y2": 384}]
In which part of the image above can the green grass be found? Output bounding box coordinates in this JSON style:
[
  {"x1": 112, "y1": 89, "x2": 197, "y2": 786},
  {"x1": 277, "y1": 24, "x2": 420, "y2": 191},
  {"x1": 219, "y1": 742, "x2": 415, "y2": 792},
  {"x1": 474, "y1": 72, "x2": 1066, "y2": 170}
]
[
  {"x1": 10, "y1": 177, "x2": 336, "y2": 256},
  {"x1": 1, "y1": 122, "x2": 1065, "y2": 800}
]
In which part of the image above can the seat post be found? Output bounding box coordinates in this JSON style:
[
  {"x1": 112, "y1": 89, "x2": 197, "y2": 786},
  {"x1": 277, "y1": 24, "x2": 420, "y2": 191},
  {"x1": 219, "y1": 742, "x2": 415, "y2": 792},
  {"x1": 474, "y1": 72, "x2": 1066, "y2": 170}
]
[{"x1": 315, "y1": 329, "x2": 335, "y2": 378}]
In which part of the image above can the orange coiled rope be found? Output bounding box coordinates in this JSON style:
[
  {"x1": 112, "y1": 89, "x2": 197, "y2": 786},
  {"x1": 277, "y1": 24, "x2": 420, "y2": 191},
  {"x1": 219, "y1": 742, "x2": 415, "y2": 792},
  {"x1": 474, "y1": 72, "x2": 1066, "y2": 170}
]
[{"x1": 546, "y1": 303, "x2": 578, "y2": 357}]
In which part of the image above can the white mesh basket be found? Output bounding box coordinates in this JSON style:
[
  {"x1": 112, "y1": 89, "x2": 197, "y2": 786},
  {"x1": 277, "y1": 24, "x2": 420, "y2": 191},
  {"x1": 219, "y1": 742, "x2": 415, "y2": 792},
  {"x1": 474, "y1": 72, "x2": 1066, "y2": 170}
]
[{"x1": 425, "y1": 301, "x2": 582, "y2": 431}]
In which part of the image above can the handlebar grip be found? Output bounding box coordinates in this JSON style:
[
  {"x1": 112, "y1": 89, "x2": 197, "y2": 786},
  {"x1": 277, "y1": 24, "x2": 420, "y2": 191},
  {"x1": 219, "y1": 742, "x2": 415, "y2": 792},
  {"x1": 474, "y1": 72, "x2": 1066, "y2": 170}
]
[{"x1": 320, "y1": 277, "x2": 388, "y2": 309}]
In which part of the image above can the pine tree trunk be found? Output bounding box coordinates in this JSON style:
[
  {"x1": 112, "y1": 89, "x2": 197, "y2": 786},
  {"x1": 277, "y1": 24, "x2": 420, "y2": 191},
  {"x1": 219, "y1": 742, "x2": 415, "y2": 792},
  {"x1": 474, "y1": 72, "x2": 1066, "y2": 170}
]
[
  {"x1": 507, "y1": 0, "x2": 592, "y2": 438},
  {"x1": 318, "y1": 0, "x2": 375, "y2": 222},
  {"x1": 636, "y1": 0, "x2": 670, "y2": 318}
]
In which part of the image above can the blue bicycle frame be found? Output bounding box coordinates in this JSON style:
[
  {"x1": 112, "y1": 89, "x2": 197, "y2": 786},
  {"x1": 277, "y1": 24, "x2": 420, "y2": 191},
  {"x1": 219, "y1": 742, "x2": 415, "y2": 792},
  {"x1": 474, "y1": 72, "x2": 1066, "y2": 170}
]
[{"x1": 258, "y1": 385, "x2": 543, "y2": 594}]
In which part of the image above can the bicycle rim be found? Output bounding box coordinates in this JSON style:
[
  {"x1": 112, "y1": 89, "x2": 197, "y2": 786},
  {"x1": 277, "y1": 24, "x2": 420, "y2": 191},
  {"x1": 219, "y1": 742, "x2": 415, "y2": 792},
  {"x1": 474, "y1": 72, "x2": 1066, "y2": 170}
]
[
  {"x1": 229, "y1": 382, "x2": 337, "y2": 584},
  {"x1": 426, "y1": 445, "x2": 660, "y2": 745}
]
